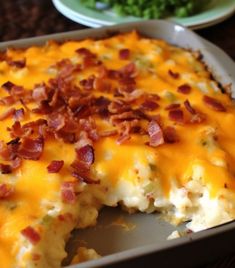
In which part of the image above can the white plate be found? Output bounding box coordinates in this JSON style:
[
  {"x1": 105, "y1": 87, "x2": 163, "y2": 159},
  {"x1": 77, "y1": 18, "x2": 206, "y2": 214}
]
[{"x1": 52, "y1": 0, "x2": 235, "y2": 30}]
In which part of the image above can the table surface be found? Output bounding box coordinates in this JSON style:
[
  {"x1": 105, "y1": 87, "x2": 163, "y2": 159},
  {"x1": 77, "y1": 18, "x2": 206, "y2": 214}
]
[{"x1": 1, "y1": 1, "x2": 235, "y2": 268}]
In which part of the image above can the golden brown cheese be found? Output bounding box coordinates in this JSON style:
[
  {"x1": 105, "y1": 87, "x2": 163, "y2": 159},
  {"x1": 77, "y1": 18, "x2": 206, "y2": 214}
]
[{"x1": 0, "y1": 31, "x2": 235, "y2": 267}]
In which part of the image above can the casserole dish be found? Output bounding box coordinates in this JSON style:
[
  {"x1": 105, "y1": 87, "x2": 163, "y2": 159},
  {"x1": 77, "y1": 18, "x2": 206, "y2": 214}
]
[{"x1": 1, "y1": 20, "x2": 235, "y2": 268}]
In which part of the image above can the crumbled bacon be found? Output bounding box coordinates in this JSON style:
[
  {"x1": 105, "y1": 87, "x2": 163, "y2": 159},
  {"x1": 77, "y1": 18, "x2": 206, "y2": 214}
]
[
  {"x1": 1, "y1": 81, "x2": 15, "y2": 92},
  {"x1": 80, "y1": 76, "x2": 95, "y2": 90},
  {"x1": 99, "y1": 129, "x2": 118, "y2": 137},
  {"x1": 110, "y1": 111, "x2": 140, "y2": 125},
  {"x1": 10, "y1": 121, "x2": 32, "y2": 138},
  {"x1": 184, "y1": 100, "x2": 196, "y2": 115},
  {"x1": 165, "y1": 103, "x2": 181, "y2": 110},
  {"x1": 168, "y1": 109, "x2": 184, "y2": 123},
  {"x1": 13, "y1": 108, "x2": 25, "y2": 121},
  {"x1": 0, "y1": 96, "x2": 15, "y2": 106},
  {"x1": 61, "y1": 181, "x2": 77, "y2": 204},
  {"x1": 0, "y1": 107, "x2": 15, "y2": 121},
  {"x1": 164, "y1": 126, "x2": 179, "y2": 143},
  {"x1": 7, "y1": 58, "x2": 26, "y2": 68},
  {"x1": 75, "y1": 144, "x2": 94, "y2": 166},
  {"x1": 178, "y1": 84, "x2": 191, "y2": 94},
  {"x1": 17, "y1": 137, "x2": 44, "y2": 160},
  {"x1": 203, "y1": 95, "x2": 226, "y2": 112},
  {"x1": 147, "y1": 120, "x2": 164, "y2": 147},
  {"x1": 93, "y1": 77, "x2": 111, "y2": 92},
  {"x1": 21, "y1": 226, "x2": 41, "y2": 245},
  {"x1": 47, "y1": 113, "x2": 65, "y2": 131},
  {"x1": 0, "y1": 140, "x2": 12, "y2": 161},
  {"x1": 141, "y1": 100, "x2": 159, "y2": 111},
  {"x1": 116, "y1": 120, "x2": 133, "y2": 144},
  {"x1": 119, "y1": 48, "x2": 130, "y2": 60},
  {"x1": 11, "y1": 157, "x2": 22, "y2": 170},
  {"x1": 47, "y1": 160, "x2": 64, "y2": 173},
  {"x1": 10, "y1": 85, "x2": 25, "y2": 98},
  {"x1": 0, "y1": 164, "x2": 12, "y2": 174},
  {"x1": 120, "y1": 62, "x2": 136, "y2": 78},
  {"x1": 76, "y1": 48, "x2": 99, "y2": 68},
  {"x1": 168, "y1": 69, "x2": 179, "y2": 79},
  {"x1": 0, "y1": 183, "x2": 14, "y2": 198},
  {"x1": 108, "y1": 100, "x2": 129, "y2": 114},
  {"x1": 32, "y1": 83, "x2": 48, "y2": 102}
]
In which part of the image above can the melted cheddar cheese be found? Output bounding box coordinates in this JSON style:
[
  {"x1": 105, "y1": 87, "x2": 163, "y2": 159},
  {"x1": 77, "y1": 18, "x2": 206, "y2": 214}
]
[{"x1": 0, "y1": 31, "x2": 235, "y2": 267}]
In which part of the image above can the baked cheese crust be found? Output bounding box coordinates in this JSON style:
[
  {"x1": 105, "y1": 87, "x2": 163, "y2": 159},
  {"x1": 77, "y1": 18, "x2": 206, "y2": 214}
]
[{"x1": 0, "y1": 31, "x2": 235, "y2": 267}]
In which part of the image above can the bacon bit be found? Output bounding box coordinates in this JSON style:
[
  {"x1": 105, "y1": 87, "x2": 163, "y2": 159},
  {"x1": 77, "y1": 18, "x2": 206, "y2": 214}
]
[
  {"x1": 0, "y1": 107, "x2": 15, "y2": 121},
  {"x1": 10, "y1": 85, "x2": 25, "y2": 98},
  {"x1": 11, "y1": 157, "x2": 22, "y2": 170},
  {"x1": 97, "y1": 66, "x2": 108, "y2": 79},
  {"x1": 165, "y1": 103, "x2": 181, "y2": 110},
  {"x1": 47, "y1": 160, "x2": 64, "y2": 173},
  {"x1": 21, "y1": 226, "x2": 41, "y2": 245},
  {"x1": 99, "y1": 129, "x2": 118, "y2": 137},
  {"x1": 0, "y1": 96, "x2": 15, "y2": 105},
  {"x1": 32, "y1": 84, "x2": 48, "y2": 102},
  {"x1": 58, "y1": 61, "x2": 76, "y2": 79},
  {"x1": 14, "y1": 108, "x2": 25, "y2": 121},
  {"x1": 10, "y1": 121, "x2": 32, "y2": 138},
  {"x1": 110, "y1": 111, "x2": 140, "y2": 125},
  {"x1": 7, "y1": 58, "x2": 26, "y2": 68},
  {"x1": 168, "y1": 69, "x2": 179, "y2": 79},
  {"x1": 32, "y1": 100, "x2": 52, "y2": 115},
  {"x1": 76, "y1": 47, "x2": 96, "y2": 58},
  {"x1": 17, "y1": 137, "x2": 44, "y2": 160},
  {"x1": 79, "y1": 118, "x2": 99, "y2": 142},
  {"x1": 93, "y1": 77, "x2": 111, "y2": 92},
  {"x1": 80, "y1": 76, "x2": 94, "y2": 90},
  {"x1": 47, "y1": 113, "x2": 65, "y2": 131},
  {"x1": 164, "y1": 126, "x2": 179, "y2": 143},
  {"x1": 76, "y1": 48, "x2": 99, "y2": 68},
  {"x1": 108, "y1": 100, "x2": 129, "y2": 114},
  {"x1": 61, "y1": 181, "x2": 77, "y2": 204},
  {"x1": 120, "y1": 62, "x2": 136, "y2": 78},
  {"x1": 119, "y1": 76, "x2": 136, "y2": 92},
  {"x1": 76, "y1": 144, "x2": 94, "y2": 166},
  {"x1": 147, "y1": 120, "x2": 164, "y2": 147},
  {"x1": 184, "y1": 100, "x2": 196, "y2": 115},
  {"x1": 168, "y1": 109, "x2": 184, "y2": 123},
  {"x1": 94, "y1": 96, "x2": 111, "y2": 107},
  {"x1": 141, "y1": 100, "x2": 159, "y2": 111},
  {"x1": 119, "y1": 48, "x2": 130, "y2": 60},
  {"x1": 203, "y1": 95, "x2": 226, "y2": 112},
  {"x1": 177, "y1": 84, "x2": 191, "y2": 94},
  {"x1": 107, "y1": 69, "x2": 120, "y2": 79},
  {"x1": 0, "y1": 183, "x2": 14, "y2": 198},
  {"x1": 147, "y1": 93, "x2": 160, "y2": 101},
  {"x1": 0, "y1": 141, "x2": 11, "y2": 160},
  {"x1": 0, "y1": 164, "x2": 12, "y2": 174},
  {"x1": 116, "y1": 120, "x2": 139, "y2": 144},
  {"x1": 1, "y1": 81, "x2": 15, "y2": 92}
]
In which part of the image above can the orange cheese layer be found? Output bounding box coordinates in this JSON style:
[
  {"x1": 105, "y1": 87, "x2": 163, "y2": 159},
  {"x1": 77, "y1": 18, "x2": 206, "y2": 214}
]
[{"x1": 0, "y1": 31, "x2": 235, "y2": 267}]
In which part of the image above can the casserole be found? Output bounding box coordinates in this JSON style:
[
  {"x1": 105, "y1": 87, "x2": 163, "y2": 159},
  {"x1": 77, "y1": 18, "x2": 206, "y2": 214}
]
[{"x1": 0, "y1": 20, "x2": 235, "y2": 268}]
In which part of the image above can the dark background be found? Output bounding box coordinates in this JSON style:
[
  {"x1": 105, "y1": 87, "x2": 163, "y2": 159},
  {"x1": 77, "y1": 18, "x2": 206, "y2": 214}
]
[{"x1": 0, "y1": 1, "x2": 235, "y2": 267}]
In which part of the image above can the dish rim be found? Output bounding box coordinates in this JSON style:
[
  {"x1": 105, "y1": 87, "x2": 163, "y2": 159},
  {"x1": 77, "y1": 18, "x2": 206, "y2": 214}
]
[{"x1": 1, "y1": 19, "x2": 235, "y2": 268}]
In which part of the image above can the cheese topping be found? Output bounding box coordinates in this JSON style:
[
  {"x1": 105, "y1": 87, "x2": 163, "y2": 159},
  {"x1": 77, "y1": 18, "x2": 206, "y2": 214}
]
[{"x1": 0, "y1": 31, "x2": 235, "y2": 267}]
